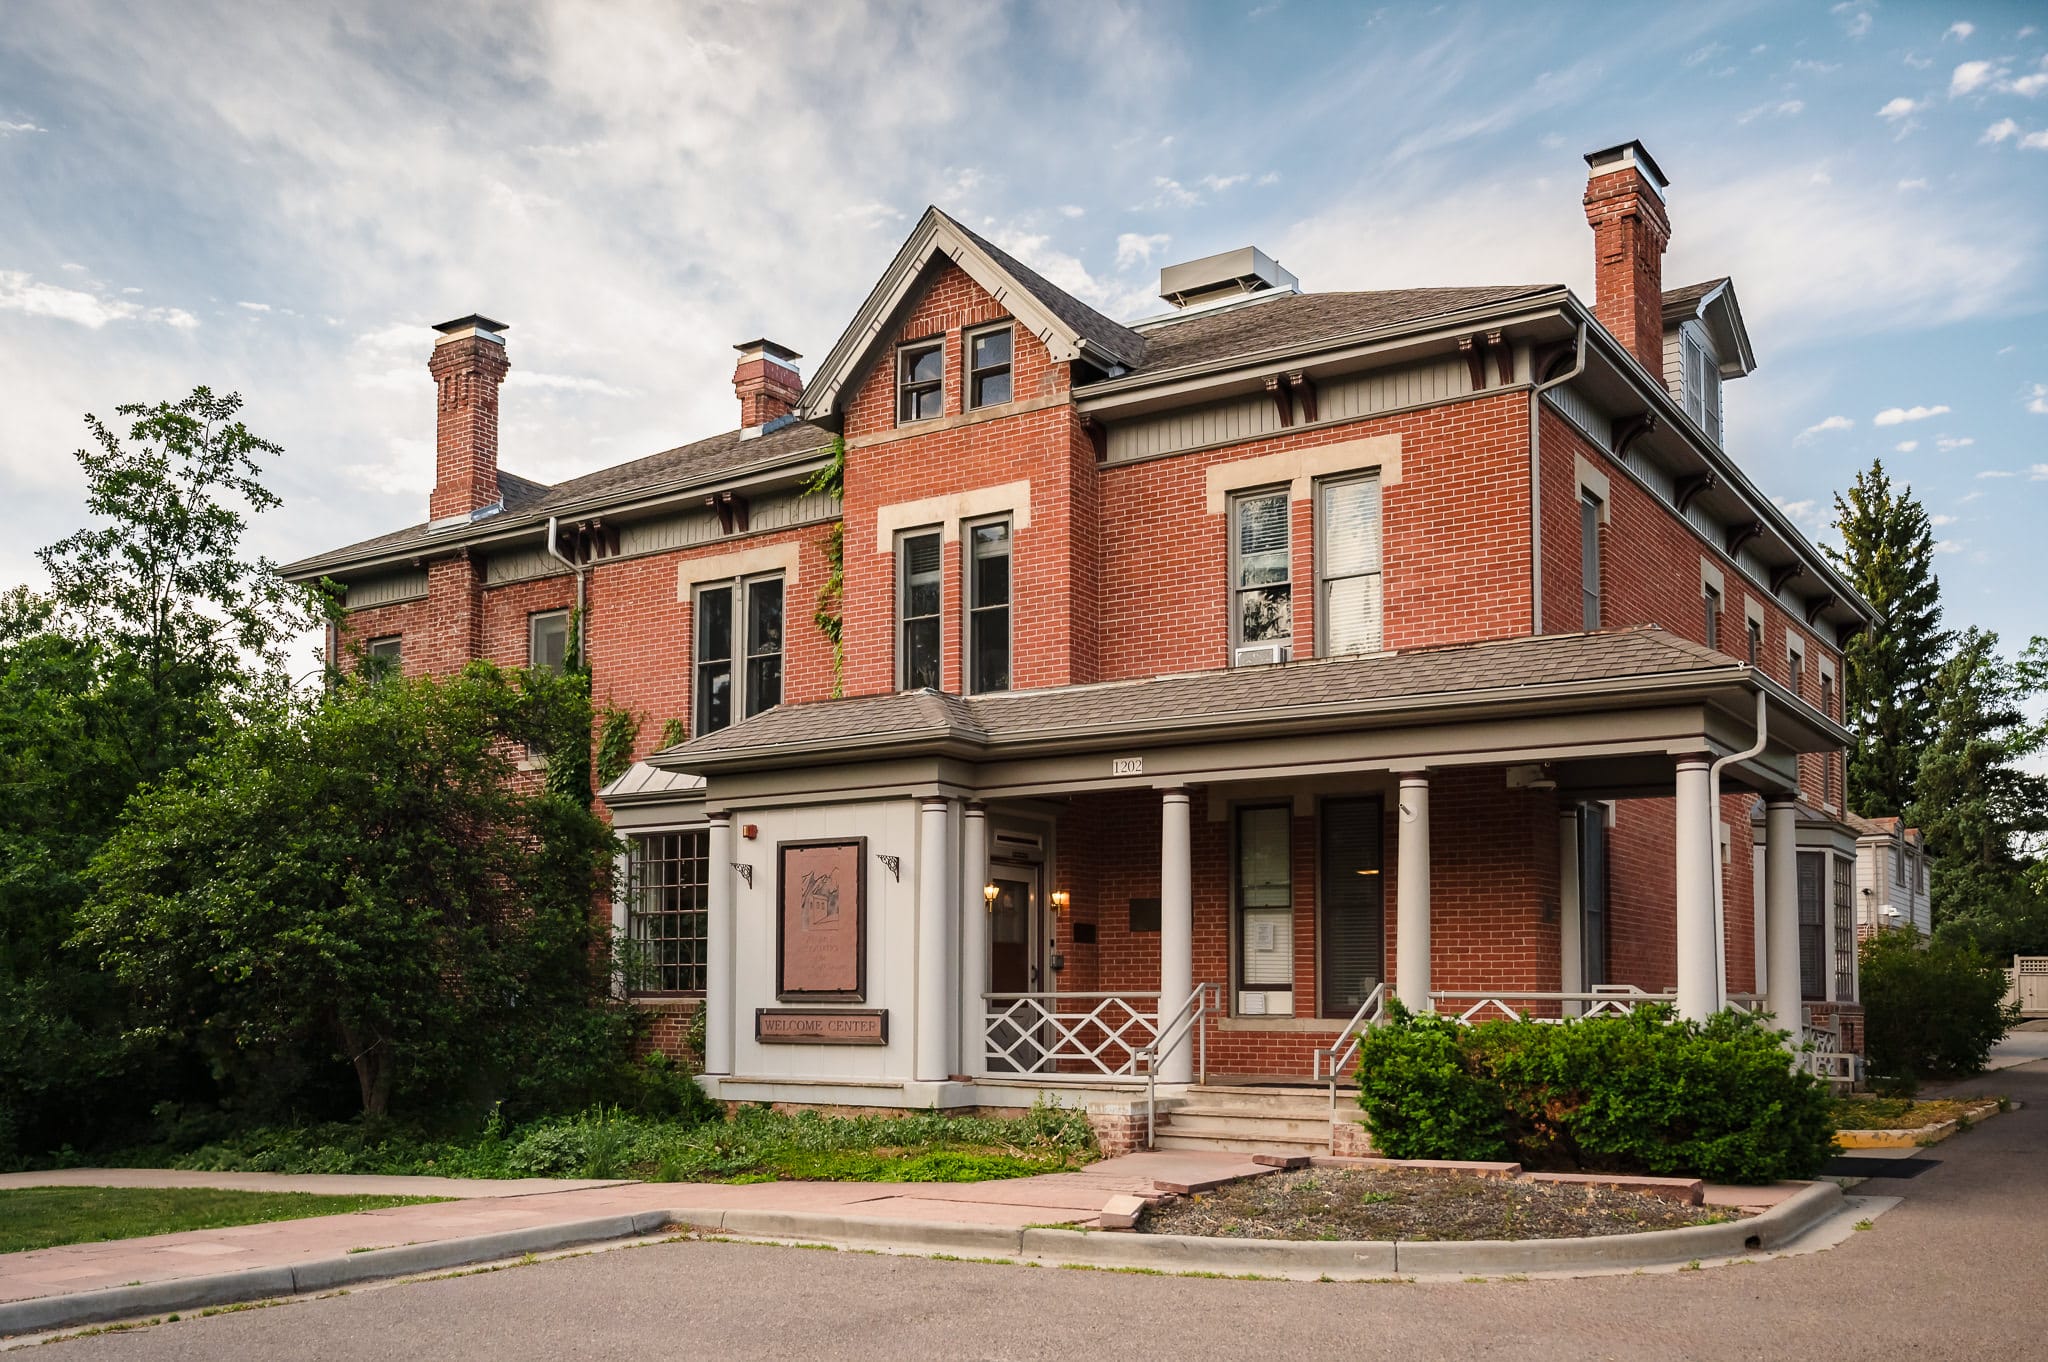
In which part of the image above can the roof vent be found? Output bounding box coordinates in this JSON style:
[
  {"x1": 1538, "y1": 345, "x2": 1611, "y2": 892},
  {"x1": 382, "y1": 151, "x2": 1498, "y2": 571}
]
[{"x1": 1158, "y1": 247, "x2": 1299, "y2": 309}]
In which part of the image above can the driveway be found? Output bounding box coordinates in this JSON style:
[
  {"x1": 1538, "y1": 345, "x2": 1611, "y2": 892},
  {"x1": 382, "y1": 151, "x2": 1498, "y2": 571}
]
[{"x1": 29, "y1": 1061, "x2": 2042, "y2": 1360}]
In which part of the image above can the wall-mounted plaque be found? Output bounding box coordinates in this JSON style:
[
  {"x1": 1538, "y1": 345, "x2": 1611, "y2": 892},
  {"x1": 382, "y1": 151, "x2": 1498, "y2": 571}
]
[
  {"x1": 756, "y1": 1008, "x2": 888, "y2": 1046},
  {"x1": 777, "y1": 837, "x2": 868, "y2": 1001}
]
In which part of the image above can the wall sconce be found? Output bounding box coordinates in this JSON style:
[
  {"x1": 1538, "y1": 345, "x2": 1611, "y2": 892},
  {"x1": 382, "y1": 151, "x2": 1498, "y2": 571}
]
[
  {"x1": 983, "y1": 883, "x2": 1000, "y2": 912},
  {"x1": 1049, "y1": 889, "x2": 1072, "y2": 915}
]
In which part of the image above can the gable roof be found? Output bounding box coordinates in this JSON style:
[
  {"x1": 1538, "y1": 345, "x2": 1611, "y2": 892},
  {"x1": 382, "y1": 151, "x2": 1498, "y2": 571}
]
[
  {"x1": 282, "y1": 418, "x2": 833, "y2": 579},
  {"x1": 651, "y1": 626, "x2": 1832, "y2": 774},
  {"x1": 1662, "y1": 277, "x2": 1756, "y2": 377},
  {"x1": 797, "y1": 207, "x2": 1146, "y2": 422}
]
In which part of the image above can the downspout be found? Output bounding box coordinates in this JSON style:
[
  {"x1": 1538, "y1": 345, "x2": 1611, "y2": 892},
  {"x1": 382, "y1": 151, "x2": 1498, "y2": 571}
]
[
  {"x1": 1707, "y1": 688, "x2": 1770, "y2": 1008},
  {"x1": 1528, "y1": 322, "x2": 1588, "y2": 633},
  {"x1": 544, "y1": 515, "x2": 587, "y2": 661}
]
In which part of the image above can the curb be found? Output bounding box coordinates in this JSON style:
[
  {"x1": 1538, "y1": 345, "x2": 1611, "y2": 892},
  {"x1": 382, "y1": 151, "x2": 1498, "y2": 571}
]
[
  {"x1": 0, "y1": 1211, "x2": 673, "y2": 1338},
  {"x1": 1833, "y1": 1100, "x2": 2005, "y2": 1149}
]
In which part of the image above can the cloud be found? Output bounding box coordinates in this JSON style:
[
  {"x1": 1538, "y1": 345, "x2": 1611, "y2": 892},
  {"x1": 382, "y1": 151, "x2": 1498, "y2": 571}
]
[
  {"x1": 2026, "y1": 383, "x2": 2048, "y2": 414},
  {"x1": 1933, "y1": 539, "x2": 1962, "y2": 554},
  {"x1": 2024, "y1": 129, "x2": 2048, "y2": 149},
  {"x1": 1935, "y1": 434, "x2": 1976, "y2": 451},
  {"x1": 1683, "y1": 43, "x2": 1724, "y2": 67},
  {"x1": 236, "y1": 300, "x2": 271, "y2": 312},
  {"x1": 1945, "y1": 21, "x2": 1975, "y2": 41},
  {"x1": 1951, "y1": 60, "x2": 1999, "y2": 95},
  {"x1": 1833, "y1": 2, "x2": 1874, "y2": 38},
  {"x1": 1791, "y1": 59, "x2": 1840, "y2": 75},
  {"x1": 1115, "y1": 232, "x2": 1171, "y2": 269},
  {"x1": 1873, "y1": 404, "x2": 1951, "y2": 425},
  {"x1": 1198, "y1": 173, "x2": 1247, "y2": 192},
  {"x1": 1894, "y1": 440, "x2": 1920, "y2": 452},
  {"x1": 0, "y1": 120, "x2": 44, "y2": 135},
  {"x1": 1877, "y1": 96, "x2": 1927, "y2": 120},
  {"x1": 988, "y1": 229, "x2": 1155, "y2": 321},
  {"x1": 2033, "y1": 464, "x2": 2048, "y2": 481},
  {"x1": 1897, "y1": 177, "x2": 1929, "y2": 190},
  {"x1": 1984, "y1": 117, "x2": 2022, "y2": 141},
  {"x1": 1739, "y1": 99, "x2": 1805, "y2": 123},
  {"x1": 1149, "y1": 176, "x2": 1199, "y2": 208},
  {"x1": 0, "y1": 269, "x2": 198, "y2": 330},
  {"x1": 1931, "y1": 512, "x2": 1958, "y2": 526},
  {"x1": 507, "y1": 371, "x2": 634, "y2": 398},
  {"x1": 1773, "y1": 496, "x2": 1829, "y2": 533},
  {"x1": 1057, "y1": 204, "x2": 1085, "y2": 219},
  {"x1": 1799, "y1": 414, "x2": 1855, "y2": 440},
  {"x1": 1977, "y1": 469, "x2": 2016, "y2": 478}
]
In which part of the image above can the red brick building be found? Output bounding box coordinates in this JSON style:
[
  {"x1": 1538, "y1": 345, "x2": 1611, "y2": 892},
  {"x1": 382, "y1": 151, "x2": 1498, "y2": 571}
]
[{"x1": 285, "y1": 141, "x2": 1871, "y2": 1130}]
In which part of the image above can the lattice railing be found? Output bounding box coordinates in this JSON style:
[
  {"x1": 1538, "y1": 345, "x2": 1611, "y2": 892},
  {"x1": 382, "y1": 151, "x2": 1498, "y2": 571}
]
[
  {"x1": 1427, "y1": 985, "x2": 1674, "y2": 1024},
  {"x1": 981, "y1": 991, "x2": 1162, "y2": 1077}
]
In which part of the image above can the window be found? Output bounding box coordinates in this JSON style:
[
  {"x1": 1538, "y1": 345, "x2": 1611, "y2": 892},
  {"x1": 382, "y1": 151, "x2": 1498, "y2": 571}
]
[
  {"x1": 529, "y1": 610, "x2": 570, "y2": 672},
  {"x1": 1235, "y1": 805, "x2": 1293, "y2": 1001},
  {"x1": 1798, "y1": 851, "x2": 1826, "y2": 1002},
  {"x1": 967, "y1": 326, "x2": 1012, "y2": 409},
  {"x1": 1821, "y1": 673, "x2": 1837, "y2": 806},
  {"x1": 1580, "y1": 805, "x2": 1611, "y2": 988},
  {"x1": 625, "y1": 831, "x2": 709, "y2": 994},
  {"x1": 1231, "y1": 489, "x2": 1292, "y2": 662},
  {"x1": 1703, "y1": 584, "x2": 1722, "y2": 652},
  {"x1": 1319, "y1": 797, "x2": 1384, "y2": 1017},
  {"x1": 694, "y1": 575, "x2": 784, "y2": 736},
  {"x1": 966, "y1": 518, "x2": 1011, "y2": 693},
  {"x1": 1682, "y1": 332, "x2": 1722, "y2": 445},
  {"x1": 898, "y1": 530, "x2": 943, "y2": 689},
  {"x1": 896, "y1": 339, "x2": 944, "y2": 424},
  {"x1": 1787, "y1": 642, "x2": 1804, "y2": 699},
  {"x1": 1579, "y1": 492, "x2": 1602, "y2": 631},
  {"x1": 1746, "y1": 616, "x2": 1763, "y2": 666},
  {"x1": 1918, "y1": 856, "x2": 1928, "y2": 894},
  {"x1": 1894, "y1": 845, "x2": 1907, "y2": 886},
  {"x1": 364, "y1": 635, "x2": 402, "y2": 678},
  {"x1": 1833, "y1": 855, "x2": 1855, "y2": 1002},
  {"x1": 1318, "y1": 474, "x2": 1383, "y2": 656}
]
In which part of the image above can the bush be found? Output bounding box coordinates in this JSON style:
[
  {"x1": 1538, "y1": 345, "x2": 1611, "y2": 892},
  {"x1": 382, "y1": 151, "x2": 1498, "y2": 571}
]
[
  {"x1": 1860, "y1": 929, "x2": 2014, "y2": 1092},
  {"x1": 1356, "y1": 1002, "x2": 1835, "y2": 1184}
]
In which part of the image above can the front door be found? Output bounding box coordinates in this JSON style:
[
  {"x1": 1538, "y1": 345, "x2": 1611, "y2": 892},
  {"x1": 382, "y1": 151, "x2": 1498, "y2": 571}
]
[{"x1": 985, "y1": 866, "x2": 1045, "y2": 1072}]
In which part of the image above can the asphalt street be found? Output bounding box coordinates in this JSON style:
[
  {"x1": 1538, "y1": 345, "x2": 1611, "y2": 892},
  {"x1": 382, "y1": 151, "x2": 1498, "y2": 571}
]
[{"x1": 30, "y1": 1063, "x2": 2044, "y2": 1362}]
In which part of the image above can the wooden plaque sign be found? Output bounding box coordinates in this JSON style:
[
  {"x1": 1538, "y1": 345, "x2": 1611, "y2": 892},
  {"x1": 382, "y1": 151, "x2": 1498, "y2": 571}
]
[
  {"x1": 776, "y1": 837, "x2": 868, "y2": 1001},
  {"x1": 755, "y1": 1009, "x2": 888, "y2": 1046}
]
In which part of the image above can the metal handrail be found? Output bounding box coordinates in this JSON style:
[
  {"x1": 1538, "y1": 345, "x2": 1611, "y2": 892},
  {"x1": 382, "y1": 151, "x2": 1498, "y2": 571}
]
[
  {"x1": 1313, "y1": 983, "x2": 1388, "y2": 1152},
  {"x1": 1135, "y1": 982, "x2": 1220, "y2": 1149}
]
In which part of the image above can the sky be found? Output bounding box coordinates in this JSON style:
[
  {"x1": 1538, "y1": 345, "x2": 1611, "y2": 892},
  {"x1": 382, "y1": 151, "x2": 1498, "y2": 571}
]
[{"x1": 2, "y1": 0, "x2": 2044, "y2": 665}]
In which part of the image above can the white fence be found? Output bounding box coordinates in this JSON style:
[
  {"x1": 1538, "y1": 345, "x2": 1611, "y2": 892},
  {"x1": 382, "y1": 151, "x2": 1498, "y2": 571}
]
[{"x1": 2010, "y1": 957, "x2": 2048, "y2": 1017}]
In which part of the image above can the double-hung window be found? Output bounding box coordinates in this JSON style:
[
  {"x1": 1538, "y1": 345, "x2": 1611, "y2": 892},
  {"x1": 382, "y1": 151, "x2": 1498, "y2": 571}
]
[
  {"x1": 1703, "y1": 584, "x2": 1722, "y2": 651},
  {"x1": 966, "y1": 518, "x2": 1011, "y2": 693},
  {"x1": 898, "y1": 529, "x2": 943, "y2": 690},
  {"x1": 1747, "y1": 617, "x2": 1763, "y2": 666},
  {"x1": 1231, "y1": 489, "x2": 1292, "y2": 664},
  {"x1": 897, "y1": 339, "x2": 944, "y2": 424},
  {"x1": 1832, "y1": 855, "x2": 1855, "y2": 1001},
  {"x1": 1317, "y1": 473, "x2": 1383, "y2": 656},
  {"x1": 364, "y1": 635, "x2": 402, "y2": 678},
  {"x1": 1579, "y1": 492, "x2": 1603, "y2": 631},
  {"x1": 967, "y1": 326, "x2": 1012, "y2": 409},
  {"x1": 529, "y1": 609, "x2": 570, "y2": 672},
  {"x1": 625, "y1": 831, "x2": 709, "y2": 994},
  {"x1": 1798, "y1": 851, "x2": 1826, "y2": 1001},
  {"x1": 694, "y1": 575, "x2": 783, "y2": 736}
]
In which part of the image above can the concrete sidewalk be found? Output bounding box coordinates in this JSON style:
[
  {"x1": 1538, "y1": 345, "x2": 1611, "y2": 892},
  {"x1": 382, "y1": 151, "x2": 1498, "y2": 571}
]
[
  {"x1": 0, "y1": 1170, "x2": 632, "y2": 1199},
  {"x1": 0, "y1": 1151, "x2": 1265, "y2": 1315}
]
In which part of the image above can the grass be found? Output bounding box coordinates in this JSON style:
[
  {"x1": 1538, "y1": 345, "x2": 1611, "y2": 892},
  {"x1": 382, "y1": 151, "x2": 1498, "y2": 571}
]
[
  {"x1": 0, "y1": 1186, "x2": 442, "y2": 1255},
  {"x1": 1828, "y1": 1094, "x2": 2001, "y2": 1131}
]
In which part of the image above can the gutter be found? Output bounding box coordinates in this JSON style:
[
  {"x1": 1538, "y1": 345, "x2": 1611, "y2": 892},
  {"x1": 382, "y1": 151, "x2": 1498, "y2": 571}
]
[
  {"x1": 1529, "y1": 321, "x2": 1588, "y2": 633},
  {"x1": 545, "y1": 516, "x2": 588, "y2": 662},
  {"x1": 1707, "y1": 688, "x2": 1770, "y2": 1005}
]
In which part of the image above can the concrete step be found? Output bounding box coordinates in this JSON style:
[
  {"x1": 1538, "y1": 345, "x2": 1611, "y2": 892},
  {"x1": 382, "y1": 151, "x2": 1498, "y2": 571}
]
[
  {"x1": 1151, "y1": 1131, "x2": 1330, "y2": 1155},
  {"x1": 1164, "y1": 1112, "x2": 1332, "y2": 1140},
  {"x1": 1175, "y1": 1093, "x2": 1336, "y2": 1118}
]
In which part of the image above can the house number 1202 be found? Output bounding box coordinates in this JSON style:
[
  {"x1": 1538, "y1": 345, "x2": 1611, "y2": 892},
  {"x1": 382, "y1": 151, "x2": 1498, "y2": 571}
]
[{"x1": 1111, "y1": 756, "x2": 1144, "y2": 776}]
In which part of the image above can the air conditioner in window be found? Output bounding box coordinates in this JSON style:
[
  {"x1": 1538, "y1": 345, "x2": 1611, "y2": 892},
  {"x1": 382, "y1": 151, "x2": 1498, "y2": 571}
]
[{"x1": 1234, "y1": 643, "x2": 1291, "y2": 667}]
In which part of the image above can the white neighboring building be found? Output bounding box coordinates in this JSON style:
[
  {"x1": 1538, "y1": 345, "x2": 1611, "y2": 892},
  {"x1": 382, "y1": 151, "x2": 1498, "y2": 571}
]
[{"x1": 1847, "y1": 814, "x2": 1931, "y2": 938}]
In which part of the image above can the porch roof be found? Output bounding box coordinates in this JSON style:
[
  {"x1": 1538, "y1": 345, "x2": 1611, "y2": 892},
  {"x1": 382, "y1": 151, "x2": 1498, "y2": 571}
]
[{"x1": 650, "y1": 626, "x2": 1844, "y2": 776}]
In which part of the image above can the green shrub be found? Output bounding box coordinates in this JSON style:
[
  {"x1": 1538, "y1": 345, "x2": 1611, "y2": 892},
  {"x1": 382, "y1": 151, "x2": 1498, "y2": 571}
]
[
  {"x1": 1356, "y1": 1003, "x2": 1835, "y2": 1184},
  {"x1": 1860, "y1": 929, "x2": 2013, "y2": 1092}
]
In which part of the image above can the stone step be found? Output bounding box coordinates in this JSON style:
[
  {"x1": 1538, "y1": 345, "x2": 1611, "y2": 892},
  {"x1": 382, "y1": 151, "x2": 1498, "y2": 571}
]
[
  {"x1": 1150, "y1": 1131, "x2": 1330, "y2": 1155},
  {"x1": 1173, "y1": 1094, "x2": 1336, "y2": 1119},
  {"x1": 1165, "y1": 1112, "x2": 1332, "y2": 1140}
]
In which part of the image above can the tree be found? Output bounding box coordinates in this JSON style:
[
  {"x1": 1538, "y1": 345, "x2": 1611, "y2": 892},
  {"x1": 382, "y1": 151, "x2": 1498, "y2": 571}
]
[
  {"x1": 1827, "y1": 461, "x2": 1950, "y2": 819},
  {"x1": 74, "y1": 663, "x2": 618, "y2": 1120},
  {"x1": 1915, "y1": 628, "x2": 2048, "y2": 950}
]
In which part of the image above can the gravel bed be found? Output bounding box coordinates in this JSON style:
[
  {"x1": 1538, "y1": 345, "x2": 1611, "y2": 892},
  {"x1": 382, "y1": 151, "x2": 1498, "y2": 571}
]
[{"x1": 1140, "y1": 1168, "x2": 1736, "y2": 1242}]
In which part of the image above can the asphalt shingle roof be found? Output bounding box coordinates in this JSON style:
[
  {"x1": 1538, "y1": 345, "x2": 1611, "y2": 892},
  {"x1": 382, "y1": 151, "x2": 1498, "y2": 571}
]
[
  {"x1": 1662, "y1": 278, "x2": 1730, "y2": 317},
  {"x1": 657, "y1": 627, "x2": 1742, "y2": 770},
  {"x1": 943, "y1": 214, "x2": 1147, "y2": 368}
]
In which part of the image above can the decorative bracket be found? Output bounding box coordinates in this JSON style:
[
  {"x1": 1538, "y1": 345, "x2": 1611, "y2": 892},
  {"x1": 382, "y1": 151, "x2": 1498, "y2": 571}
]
[
  {"x1": 1770, "y1": 563, "x2": 1805, "y2": 596},
  {"x1": 1611, "y1": 412, "x2": 1658, "y2": 461},
  {"x1": 1458, "y1": 335, "x2": 1486, "y2": 392},
  {"x1": 1487, "y1": 330, "x2": 1513, "y2": 387},
  {"x1": 1263, "y1": 373, "x2": 1294, "y2": 428},
  {"x1": 1533, "y1": 340, "x2": 1577, "y2": 385},
  {"x1": 877, "y1": 854, "x2": 901, "y2": 882},
  {"x1": 1804, "y1": 593, "x2": 1837, "y2": 626},
  {"x1": 1286, "y1": 370, "x2": 1318, "y2": 425},
  {"x1": 1673, "y1": 472, "x2": 1718, "y2": 515},
  {"x1": 733, "y1": 862, "x2": 753, "y2": 889},
  {"x1": 1726, "y1": 520, "x2": 1765, "y2": 557},
  {"x1": 707, "y1": 491, "x2": 751, "y2": 535},
  {"x1": 1079, "y1": 414, "x2": 1107, "y2": 461}
]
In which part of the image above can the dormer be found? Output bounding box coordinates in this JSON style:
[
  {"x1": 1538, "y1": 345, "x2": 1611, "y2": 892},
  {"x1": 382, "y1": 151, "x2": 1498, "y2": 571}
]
[{"x1": 1661, "y1": 278, "x2": 1755, "y2": 447}]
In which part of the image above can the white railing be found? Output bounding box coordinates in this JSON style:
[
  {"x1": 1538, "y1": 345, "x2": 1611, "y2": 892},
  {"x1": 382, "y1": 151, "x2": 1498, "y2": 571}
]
[
  {"x1": 981, "y1": 991, "x2": 1161, "y2": 1077},
  {"x1": 1427, "y1": 985, "x2": 1674, "y2": 1024},
  {"x1": 1136, "y1": 983, "x2": 1221, "y2": 1148},
  {"x1": 1800, "y1": 1021, "x2": 1860, "y2": 1086}
]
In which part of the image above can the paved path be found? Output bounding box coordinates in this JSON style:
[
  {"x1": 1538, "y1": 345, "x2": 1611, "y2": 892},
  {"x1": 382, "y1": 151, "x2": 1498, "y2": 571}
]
[
  {"x1": 1982, "y1": 1016, "x2": 2048, "y2": 1071},
  {"x1": 26, "y1": 1060, "x2": 2044, "y2": 1361},
  {"x1": 0, "y1": 1151, "x2": 1265, "y2": 1310},
  {"x1": 0, "y1": 1170, "x2": 633, "y2": 1199}
]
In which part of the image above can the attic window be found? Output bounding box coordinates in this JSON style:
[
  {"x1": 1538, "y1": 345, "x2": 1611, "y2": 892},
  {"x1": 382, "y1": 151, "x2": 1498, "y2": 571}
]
[
  {"x1": 897, "y1": 340, "x2": 945, "y2": 424},
  {"x1": 1682, "y1": 330, "x2": 1722, "y2": 445},
  {"x1": 968, "y1": 325, "x2": 1013, "y2": 409}
]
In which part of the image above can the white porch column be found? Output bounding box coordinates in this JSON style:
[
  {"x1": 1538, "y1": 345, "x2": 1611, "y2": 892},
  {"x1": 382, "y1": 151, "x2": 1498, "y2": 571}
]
[
  {"x1": 916, "y1": 797, "x2": 958, "y2": 1083},
  {"x1": 1395, "y1": 772, "x2": 1432, "y2": 1013},
  {"x1": 1674, "y1": 755, "x2": 1720, "y2": 1021},
  {"x1": 1158, "y1": 788, "x2": 1194, "y2": 1084},
  {"x1": 704, "y1": 814, "x2": 736, "y2": 1075},
  {"x1": 1763, "y1": 795, "x2": 1803, "y2": 1043},
  {"x1": 957, "y1": 802, "x2": 990, "y2": 1079},
  {"x1": 1557, "y1": 807, "x2": 1582, "y2": 1012}
]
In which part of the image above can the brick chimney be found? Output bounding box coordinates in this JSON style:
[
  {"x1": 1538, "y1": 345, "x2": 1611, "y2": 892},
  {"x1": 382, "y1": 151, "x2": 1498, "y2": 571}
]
[
  {"x1": 427, "y1": 314, "x2": 510, "y2": 523},
  {"x1": 733, "y1": 338, "x2": 802, "y2": 436},
  {"x1": 1582, "y1": 141, "x2": 1670, "y2": 374}
]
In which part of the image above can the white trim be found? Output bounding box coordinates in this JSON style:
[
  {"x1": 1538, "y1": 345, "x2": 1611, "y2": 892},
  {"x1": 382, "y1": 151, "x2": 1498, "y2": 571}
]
[
  {"x1": 1699, "y1": 558, "x2": 1725, "y2": 597},
  {"x1": 873, "y1": 479, "x2": 1032, "y2": 553},
  {"x1": 675, "y1": 542, "x2": 802, "y2": 598},
  {"x1": 1573, "y1": 453, "x2": 1611, "y2": 520},
  {"x1": 1203, "y1": 435, "x2": 1402, "y2": 514}
]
